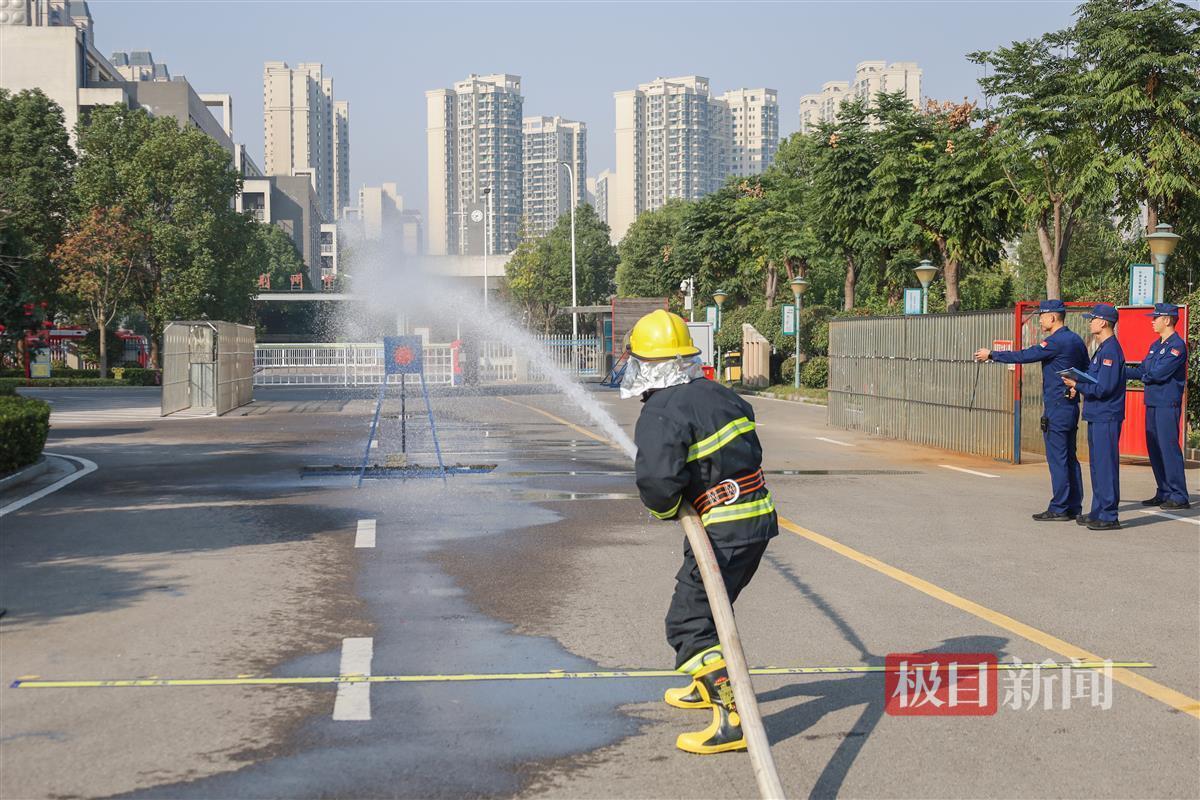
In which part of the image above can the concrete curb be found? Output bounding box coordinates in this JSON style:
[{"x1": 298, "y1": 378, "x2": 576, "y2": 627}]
[
  {"x1": 0, "y1": 457, "x2": 50, "y2": 492},
  {"x1": 733, "y1": 387, "x2": 829, "y2": 407}
]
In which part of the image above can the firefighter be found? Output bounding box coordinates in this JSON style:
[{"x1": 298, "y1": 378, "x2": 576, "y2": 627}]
[
  {"x1": 975, "y1": 299, "x2": 1089, "y2": 520},
  {"x1": 621, "y1": 309, "x2": 777, "y2": 755},
  {"x1": 1062, "y1": 304, "x2": 1126, "y2": 530},
  {"x1": 1124, "y1": 303, "x2": 1190, "y2": 509}
]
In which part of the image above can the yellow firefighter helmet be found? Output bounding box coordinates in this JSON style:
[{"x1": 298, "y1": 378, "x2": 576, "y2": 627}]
[{"x1": 629, "y1": 309, "x2": 700, "y2": 360}]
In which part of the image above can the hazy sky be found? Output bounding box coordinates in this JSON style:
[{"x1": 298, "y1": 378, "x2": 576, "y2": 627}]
[{"x1": 94, "y1": 0, "x2": 1079, "y2": 217}]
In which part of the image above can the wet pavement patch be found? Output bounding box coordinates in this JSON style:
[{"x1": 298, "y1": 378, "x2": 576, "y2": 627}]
[
  {"x1": 513, "y1": 490, "x2": 639, "y2": 502},
  {"x1": 300, "y1": 464, "x2": 498, "y2": 479},
  {"x1": 765, "y1": 469, "x2": 920, "y2": 476}
]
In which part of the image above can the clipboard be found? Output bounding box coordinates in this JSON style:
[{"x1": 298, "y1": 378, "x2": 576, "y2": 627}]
[{"x1": 1056, "y1": 367, "x2": 1097, "y2": 384}]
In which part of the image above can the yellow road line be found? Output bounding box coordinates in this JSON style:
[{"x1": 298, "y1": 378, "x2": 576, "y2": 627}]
[
  {"x1": 498, "y1": 397, "x2": 616, "y2": 448},
  {"x1": 778, "y1": 517, "x2": 1200, "y2": 720},
  {"x1": 10, "y1": 661, "x2": 1148, "y2": 689}
]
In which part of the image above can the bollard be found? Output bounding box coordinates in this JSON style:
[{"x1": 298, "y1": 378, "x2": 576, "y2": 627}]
[{"x1": 677, "y1": 504, "x2": 786, "y2": 800}]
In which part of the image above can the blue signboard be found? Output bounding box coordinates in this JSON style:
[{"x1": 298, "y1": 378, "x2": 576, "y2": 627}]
[
  {"x1": 1129, "y1": 263, "x2": 1155, "y2": 306},
  {"x1": 904, "y1": 288, "x2": 923, "y2": 315},
  {"x1": 383, "y1": 336, "x2": 424, "y2": 375}
]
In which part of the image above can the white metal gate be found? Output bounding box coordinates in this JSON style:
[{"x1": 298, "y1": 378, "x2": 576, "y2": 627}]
[{"x1": 253, "y1": 337, "x2": 600, "y2": 387}]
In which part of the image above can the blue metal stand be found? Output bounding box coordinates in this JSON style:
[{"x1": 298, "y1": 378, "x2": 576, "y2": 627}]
[
  {"x1": 357, "y1": 372, "x2": 447, "y2": 487},
  {"x1": 358, "y1": 379, "x2": 388, "y2": 488},
  {"x1": 420, "y1": 371, "x2": 448, "y2": 483}
]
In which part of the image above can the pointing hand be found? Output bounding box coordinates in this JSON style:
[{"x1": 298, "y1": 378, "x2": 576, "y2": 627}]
[{"x1": 973, "y1": 348, "x2": 991, "y2": 362}]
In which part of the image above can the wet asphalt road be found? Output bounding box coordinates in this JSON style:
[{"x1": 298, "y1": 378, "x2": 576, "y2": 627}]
[{"x1": 1, "y1": 385, "x2": 1197, "y2": 799}]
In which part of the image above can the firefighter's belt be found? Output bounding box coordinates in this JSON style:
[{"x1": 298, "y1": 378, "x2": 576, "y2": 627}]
[{"x1": 692, "y1": 469, "x2": 766, "y2": 515}]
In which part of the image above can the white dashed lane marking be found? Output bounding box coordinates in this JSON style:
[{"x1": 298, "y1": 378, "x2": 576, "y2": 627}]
[
  {"x1": 814, "y1": 436, "x2": 854, "y2": 448},
  {"x1": 939, "y1": 465, "x2": 999, "y2": 479},
  {"x1": 332, "y1": 637, "x2": 373, "y2": 721},
  {"x1": 1140, "y1": 509, "x2": 1200, "y2": 526},
  {"x1": 355, "y1": 519, "x2": 376, "y2": 548}
]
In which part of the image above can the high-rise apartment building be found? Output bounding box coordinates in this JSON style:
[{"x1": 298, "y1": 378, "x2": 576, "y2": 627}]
[
  {"x1": 263, "y1": 61, "x2": 349, "y2": 221},
  {"x1": 522, "y1": 116, "x2": 586, "y2": 238},
  {"x1": 426, "y1": 73, "x2": 524, "y2": 256},
  {"x1": 333, "y1": 100, "x2": 350, "y2": 223},
  {"x1": 593, "y1": 169, "x2": 614, "y2": 227},
  {"x1": 719, "y1": 88, "x2": 779, "y2": 177},
  {"x1": 798, "y1": 61, "x2": 922, "y2": 133},
  {"x1": 610, "y1": 76, "x2": 732, "y2": 241}
]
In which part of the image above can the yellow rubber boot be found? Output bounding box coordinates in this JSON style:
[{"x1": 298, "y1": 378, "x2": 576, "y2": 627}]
[
  {"x1": 666, "y1": 644, "x2": 723, "y2": 709},
  {"x1": 664, "y1": 680, "x2": 709, "y2": 709},
  {"x1": 675, "y1": 659, "x2": 747, "y2": 754}
]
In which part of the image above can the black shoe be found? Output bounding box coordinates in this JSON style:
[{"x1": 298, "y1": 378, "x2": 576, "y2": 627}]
[
  {"x1": 1161, "y1": 500, "x2": 1191, "y2": 510},
  {"x1": 1087, "y1": 519, "x2": 1122, "y2": 531},
  {"x1": 1032, "y1": 511, "x2": 1075, "y2": 521},
  {"x1": 1141, "y1": 496, "x2": 1165, "y2": 506},
  {"x1": 1075, "y1": 514, "x2": 1091, "y2": 526}
]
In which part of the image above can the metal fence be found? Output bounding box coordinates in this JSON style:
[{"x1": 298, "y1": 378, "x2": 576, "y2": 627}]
[
  {"x1": 253, "y1": 336, "x2": 601, "y2": 387},
  {"x1": 161, "y1": 323, "x2": 193, "y2": 416},
  {"x1": 828, "y1": 311, "x2": 1016, "y2": 460},
  {"x1": 215, "y1": 322, "x2": 255, "y2": 415}
]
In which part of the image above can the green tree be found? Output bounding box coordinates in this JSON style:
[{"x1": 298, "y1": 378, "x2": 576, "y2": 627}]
[
  {"x1": 971, "y1": 31, "x2": 1106, "y2": 300},
  {"x1": 615, "y1": 200, "x2": 690, "y2": 298},
  {"x1": 253, "y1": 222, "x2": 308, "y2": 290},
  {"x1": 871, "y1": 97, "x2": 1015, "y2": 312},
  {"x1": 52, "y1": 206, "x2": 145, "y2": 376},
  {"x1": 808, "y1": 99, "x2": 881, "y2": 311},
  {"x1": 1072, "y1": 0, "x2": 1200, "y2": 231},
  {"x1": 72, "y1": 105, "x2": 245, "y2": 366},
  {"x1": 0, "y1": 89, "x2": 75, "y2": 359},
  {"x1": 507, "y1": 206, "x2": 618, "y2": 332}
]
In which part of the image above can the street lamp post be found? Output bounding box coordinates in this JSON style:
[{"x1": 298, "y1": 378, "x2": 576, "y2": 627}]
[
  {"x1": 790, "y1": 277, "x2": 809, "y2": 389},
  {"x1": 482, "y1": 187, "x2": 493, "y2": 312},
  {"x1": 713, "y1": 289, "x2": 728, "y2": 381},
  {"x1": 558, "y1": 162, "x2": 579, "y2": 341},
  {"x1": 914, "y1": 259, "x2": 939, "y2": 314},
  {"x1": 1146, "y1": 222, "x2": 1182, "y2": 303}
]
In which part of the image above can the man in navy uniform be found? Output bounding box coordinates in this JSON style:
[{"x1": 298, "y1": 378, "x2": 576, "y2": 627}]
[
  {"x1": 975, "y1": 299, "x2": 1089, "y2": 520},
  {"x1": 1062, "y1": 304, "x2": 1126, "y2": 531},
  {"x1": 1125, "y1": 303, "x2": 1190, "y2": 510}
]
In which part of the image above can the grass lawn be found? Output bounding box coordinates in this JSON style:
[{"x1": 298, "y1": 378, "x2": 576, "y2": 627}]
[{"x1": 732, "y1": 383, "x2": 828, "y2": 405}]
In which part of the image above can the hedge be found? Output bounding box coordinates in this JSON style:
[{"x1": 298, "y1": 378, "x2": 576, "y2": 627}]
[
  {"x1": 779, "y1": 356, "x2": 829, "y2": 388},
  {"x1": 0, "y1": 378, "x2": 18, "y2": 396},
  {"x1": 0, "y1": 395, "x2": 51, "y2": 473},
  {"x1": 7, "y1": 378, "x2": 127, "y2": 387},
  {"x1": 118, "y1": 368, "x2": 161, "y2": 386}
]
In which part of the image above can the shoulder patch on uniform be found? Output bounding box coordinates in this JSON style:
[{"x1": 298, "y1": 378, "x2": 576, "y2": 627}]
[
  {"x1": 1102, "y1": 358, "x2": 1113, "y2": 366},
  {"x1": 1039, "y1": 340, "x2": 1048, "y2": 348},
  {"x1": 1170, "y1": 348, "x2": 1181, "y2": 357}
]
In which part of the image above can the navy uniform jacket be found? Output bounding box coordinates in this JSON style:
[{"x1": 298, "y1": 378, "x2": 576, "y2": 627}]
[
  {"x1": 991, "y1": 326, "x2": 1089, "y2": 427},
  {"x1": 634, "y1": 378, "x2": 777, "y2": 548},
  {"x1": 1078, "y1": 336, "x2": 1126, "y2": 422},
  {"x1": 1126, "y1": 332, "x2": 1187, "y2": 408}
]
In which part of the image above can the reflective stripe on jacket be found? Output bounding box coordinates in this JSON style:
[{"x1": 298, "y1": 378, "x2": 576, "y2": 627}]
[{"x1": 634, "y1": 378, "x2": 778, "y2": 548}]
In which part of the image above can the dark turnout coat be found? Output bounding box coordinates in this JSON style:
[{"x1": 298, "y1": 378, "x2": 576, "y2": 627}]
[{"x1": 634, "y1": 378, "x2": 778, "y2": 548}]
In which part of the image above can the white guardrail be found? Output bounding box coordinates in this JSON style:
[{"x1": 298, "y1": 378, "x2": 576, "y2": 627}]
[{"x1": 253, "y1": 338, "x2": 601, "y2": 386}]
